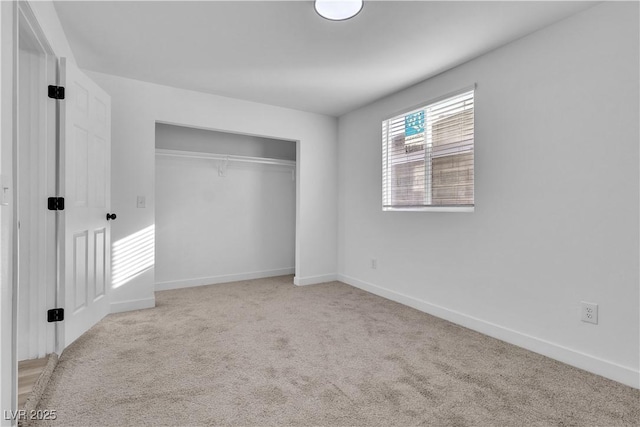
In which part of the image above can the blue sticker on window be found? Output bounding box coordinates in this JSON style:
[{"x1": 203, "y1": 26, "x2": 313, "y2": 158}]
[{"x1": 405, "y1": 111, "x2": 424, "y2": 136}]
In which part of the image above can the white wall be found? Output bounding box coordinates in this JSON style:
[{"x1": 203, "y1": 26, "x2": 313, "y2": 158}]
[
  {"x1": 155, "y1": 125, "x2": 296, "y2": 290},
  {"x1": 156, "y1": 123, "x2": 296, "y2": 160},
  {"x1": 85, "y1": 70, "x2": 338, "y2": 312},
  {"x1": 337, "y1": 2, "x2": 639, "y2": 388},
  {"x1": 28, "y1": 1, "x2": 76, "y2": 64}
]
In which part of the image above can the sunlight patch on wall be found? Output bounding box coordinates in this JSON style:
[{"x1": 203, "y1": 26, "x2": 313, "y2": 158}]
[{"x1": 112, "y1": 224, "x2": 155, "y2": 288}]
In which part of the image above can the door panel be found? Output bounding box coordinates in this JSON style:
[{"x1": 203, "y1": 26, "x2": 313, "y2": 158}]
[
  {"x1": 73, "y1": 231, "x2": 88, "y2": 312},
  {"x1": 60, "y1": 58, "x2": 112, "y2": 348},
  {"x1": 73, "y1": 126, "x2": 89, "y2": 206},
  {"x1": 94, "y1": 228, "x2": 106, "y2": 299},
  {"x1": 93, "y1": 136, "x2": 107, "y2": 208}
]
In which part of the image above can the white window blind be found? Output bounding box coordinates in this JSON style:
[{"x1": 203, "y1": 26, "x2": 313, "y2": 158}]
[{"x1": 382, "y1": 88, "x2": 474, "y2": 211}]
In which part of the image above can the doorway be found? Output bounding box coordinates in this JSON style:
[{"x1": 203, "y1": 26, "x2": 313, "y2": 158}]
[{"x1": 15, "y1": 1, "x2": 59, "y2": 409}]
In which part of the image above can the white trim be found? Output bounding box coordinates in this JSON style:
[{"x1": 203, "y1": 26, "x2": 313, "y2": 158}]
[
  {"x1": 109, "y1": 297, "x2": 155, "y2": 314},
  {"x1": 337, "y1": 274, "x2": 640, "y2": 389},
  {"x1": 293, "y1": 273, "x2": 337, "y2": 286},
  {"x1": 155, "y1": 268, "x2": 295, "y2": 291},
  {"x1": 383, "y1": 206, "x2": 474, "y2": 213}
]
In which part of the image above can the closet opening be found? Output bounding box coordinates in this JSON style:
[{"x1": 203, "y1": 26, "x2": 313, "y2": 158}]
[{"x1": 154, "y1": 123, "x2": 297, "y2": 291}]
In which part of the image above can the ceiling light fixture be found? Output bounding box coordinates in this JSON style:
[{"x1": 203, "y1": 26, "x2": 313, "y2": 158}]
[{"x1": 314, "y1": 0, "x2": 363, "y2": 21}]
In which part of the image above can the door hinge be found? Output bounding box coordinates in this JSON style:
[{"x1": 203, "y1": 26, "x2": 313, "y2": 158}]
[
  {"x1": 47, "y1": 308, "x2": 64, "y2": 322},
  {"x1": 48, "y1": 85, "x2": 65, "y2": 100},
  {"x1": 47, "y1": 197, "x2": 64, "y2": 211}
]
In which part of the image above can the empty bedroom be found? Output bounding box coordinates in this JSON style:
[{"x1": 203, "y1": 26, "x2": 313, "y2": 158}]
[{"x1": 0, "y1": 1, "x2": 638, "y2": 426}]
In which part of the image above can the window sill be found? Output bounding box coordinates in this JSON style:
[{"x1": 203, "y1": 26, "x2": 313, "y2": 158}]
[{"x1": 383, "y1": 206, "x2": 474, "y2": 213}]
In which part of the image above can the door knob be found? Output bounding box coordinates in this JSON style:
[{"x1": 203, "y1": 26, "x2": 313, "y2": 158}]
[{"x1": 106, "y1": 213, "x2": 117, "y2": 221}]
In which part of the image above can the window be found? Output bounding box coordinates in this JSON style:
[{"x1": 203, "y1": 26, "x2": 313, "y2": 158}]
[{"x1": 382, "y1": 88, "x2": 475, "y2": 211}]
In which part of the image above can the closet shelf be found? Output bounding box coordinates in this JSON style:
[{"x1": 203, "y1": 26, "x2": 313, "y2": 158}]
[{"x1": 156, "y1": 149, "x2": 295, "y2": 167}]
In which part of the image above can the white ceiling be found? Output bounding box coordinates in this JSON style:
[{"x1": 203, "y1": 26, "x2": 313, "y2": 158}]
[{"x1": 54, "y1": 1, "x2": 597, "y2": 117}]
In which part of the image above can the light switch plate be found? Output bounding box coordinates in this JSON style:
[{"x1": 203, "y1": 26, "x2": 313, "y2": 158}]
[
  {"x1": 136, "y1": 196, "x2": 146, "y2": 208},
  {"x1": 0, "y1": 175, "x2": 10, "y2": 206}
]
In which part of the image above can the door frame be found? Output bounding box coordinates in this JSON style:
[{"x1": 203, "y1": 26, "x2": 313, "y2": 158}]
[{"x1": 10, "y1": 0, "x2": 59, "y2": 418}]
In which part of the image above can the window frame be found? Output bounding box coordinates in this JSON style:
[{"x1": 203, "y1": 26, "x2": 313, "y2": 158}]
[{"x1": 382, "y1": 85, "x2": 476, "y2": 213}]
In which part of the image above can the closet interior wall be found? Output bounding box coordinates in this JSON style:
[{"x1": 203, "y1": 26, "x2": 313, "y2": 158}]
[{"x1": 155, "y1": 123, "x2": 296, "y2": 290}]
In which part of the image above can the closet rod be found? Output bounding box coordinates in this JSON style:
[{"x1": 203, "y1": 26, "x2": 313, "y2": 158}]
[{"x1": 155, "y1": 149, "x2": 296, "y2": 167}]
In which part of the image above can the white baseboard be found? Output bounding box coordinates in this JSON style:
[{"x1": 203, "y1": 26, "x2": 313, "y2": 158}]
[
  {"x1": 155, "y1": 268, "x2": 295, "y2": 291},
  {"x1": 338, "y1": 274, "x2": 640, "y2": 389},
  {"x1": 110, "y1": 297, "x2": 155, "y2": 314},
  {"x1": 293, "y1": 273, "x2": 337, "y2": 286}
]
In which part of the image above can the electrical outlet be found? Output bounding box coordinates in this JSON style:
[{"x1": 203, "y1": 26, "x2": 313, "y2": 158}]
[
  {"x1": 371, "y1": 259, "x2": 377, "y2": 269},
  {"x1": 581, "y1": 302, "x2": 598, "y2": 324}
]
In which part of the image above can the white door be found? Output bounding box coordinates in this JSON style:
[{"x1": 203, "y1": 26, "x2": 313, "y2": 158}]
[{"x1": 59, "y1": 58, "x2": 112, "y2": 348}]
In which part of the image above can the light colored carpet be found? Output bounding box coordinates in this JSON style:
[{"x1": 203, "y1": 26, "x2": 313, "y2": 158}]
[{"x1": 35, "y1": 276, "x2": 638, "y2": 426}]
